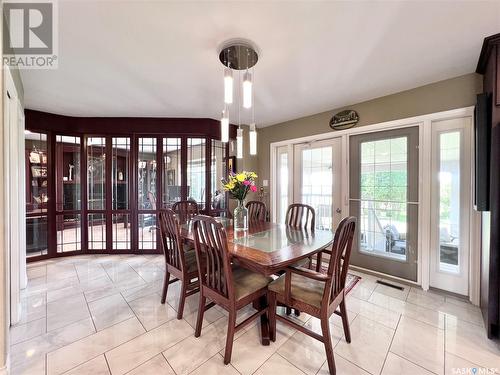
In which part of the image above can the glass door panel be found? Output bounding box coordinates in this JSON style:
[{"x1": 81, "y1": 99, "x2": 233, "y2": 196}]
[
  {"x1": 87, "y1": 137, "x2": 106, "y2": 210},
  {"x1": 349, "y1": 127, "x2": 419, "y2": 281},
  {"x1": 138, "y1": 137, "x2": 158, "y2": 250},
  {"x1": 210, "y1": 140, "x2": 227, "y2": 215},
  {"x1": 430, "y1": 118, "x2": 471, "y2": 295},
  {"x1": 293, "y1": 138, "x2": 342, "y2": 230},
  {"x1": 56, "y1": 135, "x2": 82, "y2": 253},
  {"x1": 187, "y1": 138, "x2": 206, "y2": 211},
  {"x1": 25, "y1": 131, "x2": 49, "y2": 257},
  {"x1": 112, "y1": 137, "x2": 131, "y2": 250},
  {"x1": 162, "y1": 137, "x2": 182, "y2": 208},
  {"x1": 275, "y1": 146, "x2": 290, "y2": 224}
]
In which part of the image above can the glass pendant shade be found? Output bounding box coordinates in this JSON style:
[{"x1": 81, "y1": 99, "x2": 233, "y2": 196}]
[
  {"x1": 242, "y1": 71, "x2": 252, "y2": 109},
  {"x1": 236, "y1": 128, "x2": 243, "y2": 159},
  {"x1": 224, "y1": 68, "x2": 233, "y2": 104},
  {"x1": 249, "y1": 123, "x2": 257, "y2": 155},
  {"x1": 221, "y1": 110, "x2": 229, "y2": 143}
]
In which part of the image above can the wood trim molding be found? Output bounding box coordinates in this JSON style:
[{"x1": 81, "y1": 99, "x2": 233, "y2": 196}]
[{"x1": 476, "y1": 32, "x2": 500, "y2": 74}]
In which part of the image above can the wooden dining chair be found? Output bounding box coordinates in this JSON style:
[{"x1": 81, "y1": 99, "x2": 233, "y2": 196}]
[
  {"x1": 285, "y1": 203, "x2": 315, "y2": 230},
  {"x1": 246, "y1": 200, "x2": 267, "y2": 221},
  {"x1": 268, "y1": 216, "x2": 356, "y2": 375},
  {"x1": 172, "y1": 200, "x2": 199, "y2": 224},
  {"x1": 158, "y1": 209, "x2": 201, "y2": 319},
  {"x1": 192, "y1": 215, "x2": 272, "y2": 365}
]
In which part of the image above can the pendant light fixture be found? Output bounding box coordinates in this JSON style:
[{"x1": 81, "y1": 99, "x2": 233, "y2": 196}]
[{"x1": 218, "y1": 39, "x2": 259, "y2": 157}]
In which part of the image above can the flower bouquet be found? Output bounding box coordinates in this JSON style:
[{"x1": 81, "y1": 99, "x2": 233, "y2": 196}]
[{"x1": 222, "y1": 171, "x2": 258, "y2": 230}]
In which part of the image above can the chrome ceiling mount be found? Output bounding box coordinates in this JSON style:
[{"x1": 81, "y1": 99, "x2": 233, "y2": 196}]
[{"x1": 219, "y1": 40, "x2": 258, "y2": 70}]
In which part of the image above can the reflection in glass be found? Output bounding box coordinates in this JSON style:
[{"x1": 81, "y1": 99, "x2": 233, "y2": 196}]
[
  {"x1": 187, "y1": 138, "x2": 206, "y2": 209},
  {"x1": 113, "y1": 214, "x2": 130, "y2": 249},
  {"x1": 88, "y1": 213, "x2": 105, "y2": 249},
  {"x1": 87, "y1": 137, "x2": 106, "y2": 210},
  {"x1": 25, "y1": 131, "x2": 48, "y2": 214},
  {"x1": 211, "y1": 140, "x2": 227, "y2": 212},
  {"x1": 162, "y1": 138, "x2": 181, "y2": 207},
  {"x1": 138, "y1": 213, "x2": 156, "y2": 249},
  {"x1": 138, "y1": 138, "x2": 157, "y2": 210},
  {"x1": 26, "y1": 216, "x2": 48, "y2": 257},
  {"x1": 112, "y1": 137, "x2": 130, "y2": 210},
  {"x1": 438, "y1": 131, "x2": 461, "y2": 273},
  {"x1": 359, "y1": 136, "x2": 408, "y2": 260},
  {"x1": 56, "y1": 214, "x2": 81, "y2": 252},
  {"x1": 56, "y1": 135, "x2": 81, "y2": 211}
]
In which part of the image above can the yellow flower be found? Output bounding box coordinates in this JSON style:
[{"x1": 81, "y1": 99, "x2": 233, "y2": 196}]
[{"x1": 236, "y1": 173, "x2": 245, "y2": 182}]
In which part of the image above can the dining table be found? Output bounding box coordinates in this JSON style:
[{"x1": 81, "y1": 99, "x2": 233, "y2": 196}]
[{"x1": 179, "y1": 218, "x2": 335, "y2": 345}]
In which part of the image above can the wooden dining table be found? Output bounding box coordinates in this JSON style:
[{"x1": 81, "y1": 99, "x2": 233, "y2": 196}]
[{"x1": 179, "y1": 218, "x2": 335, "y2": 345}]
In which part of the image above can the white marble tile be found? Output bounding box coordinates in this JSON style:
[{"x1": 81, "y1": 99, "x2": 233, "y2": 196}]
[
  {"x1": 335, "y1": 315, "x2": 395, "y2": 374},
  {"x1": 74, "y1": 262, "x2": 109, "y2": 281},
  {"x1": 105, "y1": 318, "x2": 193, "y2": 375},
  {"x1": 47, "y1": 317, "x2": 145, "y2": 375},
  {"x1": 88, "y1": 293, "x2": 134, "y2": 331},
  {"x1": 444, "y1": 352, "x2": 499, "y2": 375},
  {"x1": 446, "y1": 315, "x2": 500, "y2": 370},
  {"x1": 121, "y1": 281, "x2": 163, "y2": 303},
  {"x1": 126, "y1": 354, "x2": 175, "y2": 375},
  {"x1": 10, "y1": 317, "x2": 46, "y2": 345},
  {"x1": 10, "y1": 354, "x2": 46, "y2": 375},
  {"x1": 368, "y1": 291, "x2": 445, "y2": 329},
  {"x1": 228, "y1": 320, "x2": 295, "y2": 375},
  {"x1": 390, "y1": 316, "x2": 444, "y2": 374},
  {"x1": 27, "y1": 265, "x2": 47, "y2": 280},
  {"x1": 63, "y1": 355, "x2": 110, "y2": 375},
  {"x1": 254, "y1": 353, "x2": 306, "y2": 375},
  {"x1": 46, "y1": 263, "x2": 78, "y2": 282},
  {"x1": 344, "y1": 296, "x2": 401, "y2": 329},
  {"x1": 348, "y1": 278, "x2": 377, "y2": 301},
  {"x1": 84, "y1": 285, "x2": 120, "y2": 303},
  {"x1": 11, "y1": 318, "x2": 95, "y2": 371},
  {"x1": 47, "y1": 293, "x2": 90, "y2": 332},
  {"x1": 128, "y1": 293, "x2": 177, "y2": 331},
  {"x1": 189, "y1": 353, "x2": 240, "y2": 375},
  {"x1": 317, "y1": 354, "x2": 371, "y2": 375},
  {"x1": 381, "y1": 352, "x2": 435, "y2": 375}
]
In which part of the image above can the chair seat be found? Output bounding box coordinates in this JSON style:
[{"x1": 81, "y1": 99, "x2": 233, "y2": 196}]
[
  {"x1": 232, "y1": 266, "x2": 273, "y2": 301},
  {"x1": 269, "y1": 272, "x2": 325, "y2": 308}
]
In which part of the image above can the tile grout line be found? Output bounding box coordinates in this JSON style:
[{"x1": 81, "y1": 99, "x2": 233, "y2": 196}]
[
  {"x1": 275, "y1": 352, "x2": 308, "y2": 375},
  {"x1": 380, "y1": 313, "x2": 401, "y2": 374}
]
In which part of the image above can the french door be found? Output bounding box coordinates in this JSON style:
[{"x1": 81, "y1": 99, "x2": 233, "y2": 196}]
[
  {"x1": 293, "y1": 138, "x2": 343, "y2": 230},
  {"x1": 429, "y1": 118, "x2": 471, "y2": 295},
  {"x1": 349, "y1": 127, "x2": 419, "y2": 281}
]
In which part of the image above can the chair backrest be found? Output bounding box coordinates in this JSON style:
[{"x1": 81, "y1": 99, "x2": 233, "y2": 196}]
[
  {"x1": 172, "y1": 200, "x2": 199, "y2": 224},
  {"x1": 192, "y1": 215, "x2": 233, "y2": 300},
  {"x1": 323, "y1": 216, "x2": 356, "y2": 305},
  {"x1": 285, "y1": 204, "x2": 315, "y2": 230},
  {"x1": 158, "y1": 209, "x2": 186, "y2": 273},
  {"x1": 246, "y1": 200, "x2": 267, "y2": 221}
]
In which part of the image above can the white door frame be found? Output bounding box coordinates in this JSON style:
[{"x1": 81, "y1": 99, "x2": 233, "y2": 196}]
[
  {"x1": 269, "y1": 106, "x2": 480, "y2": 304},
  {"x1": 3, "y1": 65, "x2": 24, "y2": 325}
]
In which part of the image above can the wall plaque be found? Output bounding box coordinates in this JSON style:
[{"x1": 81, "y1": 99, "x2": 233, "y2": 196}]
[{"x1": 329, "y1": 110, "x2": 359, "y2": 130}]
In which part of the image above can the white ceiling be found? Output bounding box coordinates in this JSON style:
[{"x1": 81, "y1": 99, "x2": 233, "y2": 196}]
[{"x1": 20, "y1": 0, "x2": 500, "y2": 127}]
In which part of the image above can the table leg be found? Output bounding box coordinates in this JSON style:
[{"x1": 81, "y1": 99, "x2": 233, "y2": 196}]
[{"x1": 258, "y1": 295, "x2": 270, "y2": 346}]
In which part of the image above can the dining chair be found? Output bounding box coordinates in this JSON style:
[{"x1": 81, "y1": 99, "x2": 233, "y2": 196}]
[
  {"x1": 172, "y1": 200, "x2": 199, "y2": 224},
  {"x1": 158, "y1": 209, "x2": 201, "y2": 319},
  {"x1": 285, "y1": 203, "x2": 315, "y2": 230},
  {"x1": 268, "y1": 216, "x2": 356, "y2": 375},
  {"x1": 192, "y1": 215, "x2": 272, "y2": 364},
  {"x1": 246, "y1": 200, "x2": 267, "y2": 221}
]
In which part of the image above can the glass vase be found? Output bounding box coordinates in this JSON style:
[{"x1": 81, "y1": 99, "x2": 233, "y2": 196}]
[{"x1": 233, "y1": 199, "x2": 248, "y2": 231}]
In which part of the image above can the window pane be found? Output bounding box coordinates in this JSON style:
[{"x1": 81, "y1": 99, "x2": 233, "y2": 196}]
[
  {"x1": 113, "y1": 214, "x2": 130, "y2": 249},
  {"x1": 112, "y1": 137, "x2": 130, "y2": 210},
  {"x1": 138, "y1": 138, "x2": 157, "y2": 210},
  {"x1": 56, "y1": 135, "x2": 81, "y2": 211},
  {"x1": 187, "y1": 138, "x2": 206, "y2": 209},
  {"x1": 438, "y1": 131, "x2": 461, "y2": 273},
  {"x1": 138, "y1": 213, "x2": 156, "y2": 249},
  {"x1": 359, "y1": 136, "x2": 408, "y2": 260},
  {"x1": 301, "y1": 146, "x2": 332, "y2": 230},
  {"x1": 211, "y1": 140, "x2": 227, "y2": 212},
  {"x1": 25, "y1": 131, "x2": 48, "y2": 214},
  {"x1": 279, "y1": 151, "x2": 288, "y2": 223},
  {"x1": 26, "y1": 216, "x2": 48, "y2": 257},
  {"x1": 87, "y1": 137, "x2": 106, "y2": 210},
  {"x1": 88, "y1": 213, "x2": 106, "y2": 250},
  {"x1": 162, "y1": 138, "x2": 181, "y2": 208},
  {"x1": 56, "y1": 214, "x2": 81, "y2": 252}
]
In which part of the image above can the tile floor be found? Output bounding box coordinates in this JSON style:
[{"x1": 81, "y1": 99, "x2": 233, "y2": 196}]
[{"x1": 10, "y1": 254, "x2": 500, "y2": 375}]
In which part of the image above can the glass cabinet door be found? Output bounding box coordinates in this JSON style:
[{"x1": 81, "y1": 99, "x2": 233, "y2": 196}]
[{"x1": 56, "y1": 135, "x2": 82, "y2": 253}]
